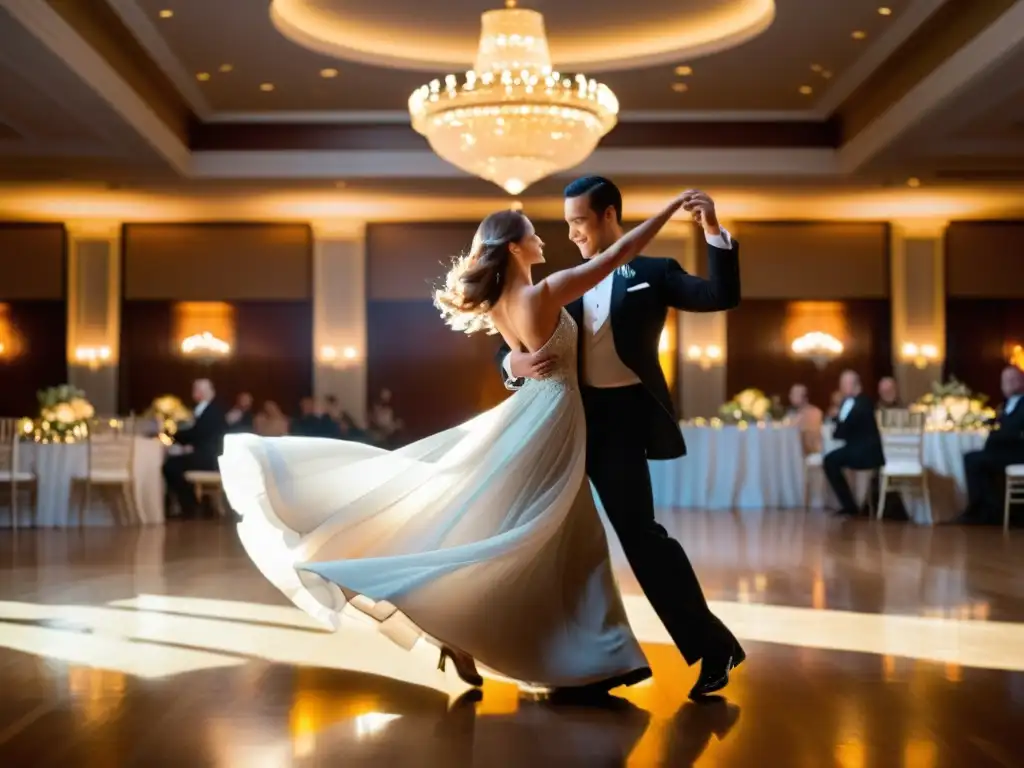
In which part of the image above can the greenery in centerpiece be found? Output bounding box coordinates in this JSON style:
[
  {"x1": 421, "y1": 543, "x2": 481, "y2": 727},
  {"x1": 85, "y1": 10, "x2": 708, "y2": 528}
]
[
  {"x1": 914, "y1": 377, "x2": 994, "y2": 428},
  {"x1": 148, "y1": 394, "x2": 192, "y2": 437},
  {"x1": 718, "y1": 388, "x2": 773, "y2": 423},
  {"x1": 35, "y1": 384, "x2": 94, "y2": 442}
]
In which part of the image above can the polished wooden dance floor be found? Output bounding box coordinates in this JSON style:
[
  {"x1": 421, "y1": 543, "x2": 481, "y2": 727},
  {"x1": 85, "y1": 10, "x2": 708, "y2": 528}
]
[{"x1": 1, "y1": 510, "x2": 1022, "y2": 766}]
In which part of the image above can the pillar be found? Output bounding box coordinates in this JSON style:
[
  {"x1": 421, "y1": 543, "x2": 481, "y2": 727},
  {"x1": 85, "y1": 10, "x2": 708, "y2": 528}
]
[
  {"x1": 674, "y1": 222, "x2": 732, "y2": 418},
  {"x1": 66, "y1": 221, "x2": 121, "y2": 415},
  {"x1": 312, "y1": 221, "x2": 367, "y2": 426},
  {"x1": 890, "y1": 221, "x2": 947, "y2": 402}
]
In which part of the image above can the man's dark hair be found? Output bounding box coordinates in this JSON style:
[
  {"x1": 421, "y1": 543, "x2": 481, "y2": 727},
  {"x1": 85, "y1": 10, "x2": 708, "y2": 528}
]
[{"x1": 563, "y1": 176, "x2": 623, "y2": 223}]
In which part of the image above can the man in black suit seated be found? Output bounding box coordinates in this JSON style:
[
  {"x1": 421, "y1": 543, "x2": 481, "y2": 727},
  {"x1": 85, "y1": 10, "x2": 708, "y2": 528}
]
[
  {"x1": 163, "y1": 378, "x2": 228, "y2": 519},
  {"x1": 954, "y1": 365, "x2": 1024, "y2": 526},
  {"x1": 225, "y1": 391, "x2": 255, "y2": 433},
  {"x1": 823, "y1": 370, "x2": 885, "y2": 516}
]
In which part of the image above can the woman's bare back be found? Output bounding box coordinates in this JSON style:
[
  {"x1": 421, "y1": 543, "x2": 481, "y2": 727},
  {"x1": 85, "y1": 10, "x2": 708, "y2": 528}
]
[{"x1": 489, "y1": 284, "x2": 562, "y2": 356}]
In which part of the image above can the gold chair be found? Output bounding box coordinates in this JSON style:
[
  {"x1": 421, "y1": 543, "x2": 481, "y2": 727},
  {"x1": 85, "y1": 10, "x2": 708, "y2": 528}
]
[
  {"x1": 0, "y1": 418, "x2": 37, "y2": 529},
  {"x1": 69, "y1": 416, "x2": 138, "y2": 526},
  {"x1": 184, "y1": 470, "x2": 226, "y2": 516},
  {"x1": 876, "y1": 410, "x2": 929, "y2": 523},
  {"x1": 1003, "y1": 465, "x2": 1024, "y2": 532}
]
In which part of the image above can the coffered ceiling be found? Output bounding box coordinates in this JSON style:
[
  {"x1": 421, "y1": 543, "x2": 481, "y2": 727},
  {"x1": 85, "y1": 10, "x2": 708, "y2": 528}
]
[{"x1": 0, "y1": 0, "x2": 1023, "y2": 199}]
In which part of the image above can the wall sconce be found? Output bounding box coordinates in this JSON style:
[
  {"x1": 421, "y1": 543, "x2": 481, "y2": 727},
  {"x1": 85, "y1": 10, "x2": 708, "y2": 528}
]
[
  {"x1": 685, "y1": 344, "x2": 723, "y2": 371},
  {"x1": 900, "y1": 342, "x2": 939, "y2": 370},
  {"x1": 791, "y1": 332, "x2": 843, "y2": 369},
  {"x1": 319, "y1": 344, "x2": 359, "y2": 367},
  {"x1": 74, "y1": 345, "x2": 111, "y2": 370},
  {"x1": 1009, "y1": 344, "x2": 1024, "y2": 371},
  {"x1": 658, "y1": 328, "x2": 669, "y2": 353},
  {"x1": 181, "y1": 332, "x2": 231, "y2": 358},
  {"x1": 0, "y1": 341, "x2": 5, "y2": 358}
]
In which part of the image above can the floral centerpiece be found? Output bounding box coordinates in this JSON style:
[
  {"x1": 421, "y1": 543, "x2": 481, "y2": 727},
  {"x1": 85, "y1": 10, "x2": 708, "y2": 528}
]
[
  {"x1": 35, "y1": 384, "x2": 94, "y2": 442},
  {"x1": 914, "y1": 377, "x2": 994, "y2": 429},
  {"x1": 148, "y1": 395, "x2": 192, "y2": 437},
  {"x1": 718, "y1": 388, "x2": 773, "y2": 423}
]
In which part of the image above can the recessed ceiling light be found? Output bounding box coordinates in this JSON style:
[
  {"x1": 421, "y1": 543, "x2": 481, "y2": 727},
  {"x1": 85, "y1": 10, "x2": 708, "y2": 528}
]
[
  {"x1": 852, "y1": 30, "x2": 867, "y2": 40},
  {"x1": 334, "y1": 181, "x2": 347, "y2": 188},
  {"x1": 907, "y1": 177, "x2": 921, "y2": 188},
  {"x1": 320, "y1": 68, "x2": 339, "y2": 78},
  {"x1": 510, "y1": 200, "x2": 523, "y2": 211},
  {"x1": 821, "y1": 70, "x2": 833, "y2": 79},
  {"x1": 196, "y1": 72, "x2": 210, "y2": 82},
  {"x1": 259, "y1": 83, "x2": 275, "y2": 92},
  {"x1": 219, "y1": 64, "x2": 233, "y2": 73},
  {"x1": 799, "y1": 85, "x2": 813, "y2": 95},
  {"x1": 674, "y1": 65, "x2": 693, "y2": 76},
  {"x1": 671, "y1": 82, "x2": 688, "y2": 92},
  {"x1": 158, "y1": 9, "x2": 173, "y2": 19},
  {"x1": 878, "y1": 7, "x2": 892, "y2": 15},
  {"x1": 810, "y1": 63, "x2": 823, "y2": 72}
]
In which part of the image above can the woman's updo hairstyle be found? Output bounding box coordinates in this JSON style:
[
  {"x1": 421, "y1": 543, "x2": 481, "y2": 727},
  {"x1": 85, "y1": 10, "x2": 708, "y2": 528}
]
[{"x1": 434, "y1": 209, "x2": 529, "y2": 334}]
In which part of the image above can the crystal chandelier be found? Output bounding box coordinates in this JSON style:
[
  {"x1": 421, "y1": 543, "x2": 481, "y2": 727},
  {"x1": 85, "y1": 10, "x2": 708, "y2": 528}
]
[
  {"x1": 408, "y1": 1, "x2": 619, "y2": 195},
  {"x1": 181, "y1": 332, "x2": 231, "y2": 358}
]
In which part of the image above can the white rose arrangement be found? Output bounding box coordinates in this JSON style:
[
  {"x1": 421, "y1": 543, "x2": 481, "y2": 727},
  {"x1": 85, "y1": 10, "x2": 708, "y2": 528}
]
[{"x1": 35, "y1": 384, "x2": 94, "y2": 442}]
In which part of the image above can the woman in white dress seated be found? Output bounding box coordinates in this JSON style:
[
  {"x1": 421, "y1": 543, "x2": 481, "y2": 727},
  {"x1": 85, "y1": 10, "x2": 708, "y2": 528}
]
[{"x1": 219, "y1": 191, "x2": 691, "y2": 692}]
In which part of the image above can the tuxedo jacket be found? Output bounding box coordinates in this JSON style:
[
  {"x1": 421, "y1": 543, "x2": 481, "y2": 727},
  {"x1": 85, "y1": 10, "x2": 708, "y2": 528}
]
[
  {"x1": 174, "y1": 400, "x2": 228, "y2": 464},
  {"x1": 496, "y1": 241, "x2": 741, "y2": 460},
  {"x1": 831, "y1": 394, "x2": 885, "y2": 468},
  {"x1": 984, "y1": 399, "x2": 1024, "y2": 462}
]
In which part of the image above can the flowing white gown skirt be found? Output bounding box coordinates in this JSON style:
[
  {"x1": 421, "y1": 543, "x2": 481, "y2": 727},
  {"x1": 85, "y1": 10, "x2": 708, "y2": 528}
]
[{"x1": 220, "y1": 377, "x2": 649, "y2": 687}]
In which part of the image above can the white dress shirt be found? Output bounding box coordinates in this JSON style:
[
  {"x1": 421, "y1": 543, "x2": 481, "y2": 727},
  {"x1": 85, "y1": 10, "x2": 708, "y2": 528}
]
[
  {"x1": 193, "y1": 399, "x2": 210, "y2": 419},
  {"x1": 503, "y1": 228, "x2": 733, "y2": 386},
  {"x1": 838, "y1": 397, "x2": 855, "y2": 422},
  {"x1": 1005, "y1": 395, "x2": 1021, "y2": 414}
]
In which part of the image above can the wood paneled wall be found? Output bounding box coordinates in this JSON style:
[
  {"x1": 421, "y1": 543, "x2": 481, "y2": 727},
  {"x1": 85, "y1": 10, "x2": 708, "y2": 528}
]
[
  {"x1": 0, "y1": 223, "x2": 67, "y2": 415},
  {"x1": 735, "y1": 222, "x2": 890, "y2": 299},
  {"x1": 726, "y1": 299, "x2": 893, "y2": 410},
  {"x1": 118, "y1": 223, "x2": 314, "y2": 414},
  {"x1": 947, "y1": 222, "x2": 1024, "y2": 298},
  {"x1": 945, "y1": 299, "x2": 1024, "y2": 400}
]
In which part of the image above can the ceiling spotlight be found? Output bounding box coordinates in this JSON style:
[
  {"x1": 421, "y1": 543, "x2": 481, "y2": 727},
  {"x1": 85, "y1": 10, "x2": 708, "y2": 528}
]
[
  {"x1": 674, "y1": 65, "x2": 693, "y2": 76},
  {"x1": 219, "y1": 64, "x2": 233, "y2": 73},
  {"x1": 799, "y1": 85, "x2": 813, "y2": 95},
  {"x1": 320, "y1": 68, "x2": 339, "y2": 78},
  {"x1": 259, "y1": 83, "x2": 275, "y2": 92},
  {"x1": 907, "y1": 177, "x2": 921, "y2": 188},
  {"x1": 671, "y1": 82, "x2": 689, "y2": 93},
  {"x1": 821, "y1": 70, "x2": 833, "y2": 79},
  {"x1": 158, "y1": 9, "x2": 173, "y2": 19},
  {"x1": 510, "y1": 200, "x2": 524, "y2": 211},
  {"x1": 810, "y1": 63, "x2": 823, "y2": 72},
  {"x1": 878, "y1": 7, "x2": 892, "y2": 15},
  {"x1": 334, "y1": 181, "x2": 347, "y2": 188},
  {"x1": 852, "y1": 30, "x2": 867, "y2": 40},
  {"x1": 196, "y1": 72, "x2": 210, "y2": 81}
]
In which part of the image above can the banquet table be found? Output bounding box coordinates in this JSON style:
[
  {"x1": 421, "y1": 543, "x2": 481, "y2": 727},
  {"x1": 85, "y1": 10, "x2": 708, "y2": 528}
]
[
  {"x1": 650, "y1": 420, "x2": 987, "y2": 525},
  {"x1": 649, "y1": 422, "x2": 805, "y2": 510},
  {"x1": 814, "y1": 426, "x2": 987, "y2": 525},
  {"x1": 2, "y1": 438, "x2": 165, "y2": 527}
]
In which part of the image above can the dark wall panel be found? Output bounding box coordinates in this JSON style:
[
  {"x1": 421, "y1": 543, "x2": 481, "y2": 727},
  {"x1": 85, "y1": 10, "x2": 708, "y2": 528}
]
[
  {"x1": 0, "y1": 301, "x2": 68, "y2": 416},
  {"x1": 945, "y1": 298, "x2": 1024, "y2": 400}
]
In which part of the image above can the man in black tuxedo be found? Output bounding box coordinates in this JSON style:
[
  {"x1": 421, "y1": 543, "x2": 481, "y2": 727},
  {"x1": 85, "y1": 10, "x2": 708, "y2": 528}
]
[
  {"x1": 496, "y1": 176, "x2": 742, "y2": 699},
  {"x1": 823, "y1": 370, "x2": 885, "y2": 515},
  {"x1": 954, "y1": 365, "x2": 1024, "y2": 525},
  {"x1": 163, "y1": 378, "x2": 228, "y2": 518}
]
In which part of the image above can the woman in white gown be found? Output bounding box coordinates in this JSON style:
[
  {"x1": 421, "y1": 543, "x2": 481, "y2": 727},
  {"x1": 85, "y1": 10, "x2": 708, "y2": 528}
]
[{"x1": 219, "y1": 190, "x2": 692, "y2": 690}]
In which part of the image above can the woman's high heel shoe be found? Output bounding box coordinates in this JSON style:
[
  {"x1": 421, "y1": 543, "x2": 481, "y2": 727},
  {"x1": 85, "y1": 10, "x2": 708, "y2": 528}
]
[{"x1": 438, "y1": 646, "x2": 484, "y2": 687}]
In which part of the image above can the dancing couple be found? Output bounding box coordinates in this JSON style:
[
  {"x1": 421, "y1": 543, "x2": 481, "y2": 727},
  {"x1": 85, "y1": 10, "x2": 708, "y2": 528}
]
[{"x1": 220, "y1": 176, "x2": 743, "y2": 699}]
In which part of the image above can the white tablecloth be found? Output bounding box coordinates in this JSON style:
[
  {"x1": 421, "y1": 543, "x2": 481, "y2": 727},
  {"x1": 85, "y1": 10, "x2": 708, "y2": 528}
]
[
  {"x1": 3, "y1": 438, "x2": 165, "y2": 527},
  {"x1": 816, "y1": 427, "x2": 986, "y2": 524},
  {"x1": 650, "y1": 424, "x2": 805, "y2": 510}
]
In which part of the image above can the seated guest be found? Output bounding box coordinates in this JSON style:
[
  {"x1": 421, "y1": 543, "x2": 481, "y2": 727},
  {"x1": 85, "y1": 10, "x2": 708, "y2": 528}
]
[
  {"x1": 163, "y1": 378, "x2": 227, "y2": 519},
  {"x1": 339, "y1": 411, "x2": 370, "y2": 443},
  {"x1": 877, "y1": 376, "x2": 902, "y2": 410},
  {"x1": 225, "y1": 391, "x2": 254, "y2": 432},
  {"x1": 291, "y1": 396, "x2": 342, "y2": 438},
  {"x1": 954, "y1": 366, "x2": 1024, "y2": 525},
  {"x1": 823, "y1": 370, "x2": 885, "y2": 516},
  {"x1": 786, "y1": 383, "x2": 823, "y2": 455},
  {"x1": 254, "y1": 400, "x2": 289, "y2": 436}
]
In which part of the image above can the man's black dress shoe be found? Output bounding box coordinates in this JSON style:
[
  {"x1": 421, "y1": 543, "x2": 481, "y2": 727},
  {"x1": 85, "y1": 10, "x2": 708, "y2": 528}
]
[{"x1": 688, "y1": 644, "x2": 745, "y2": 700}]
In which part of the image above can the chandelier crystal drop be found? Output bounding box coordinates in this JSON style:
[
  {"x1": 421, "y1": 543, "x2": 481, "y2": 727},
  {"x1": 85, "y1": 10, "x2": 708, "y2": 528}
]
[{"x1": 408, "y1": 2, "x2": 619, "y2": 195}]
